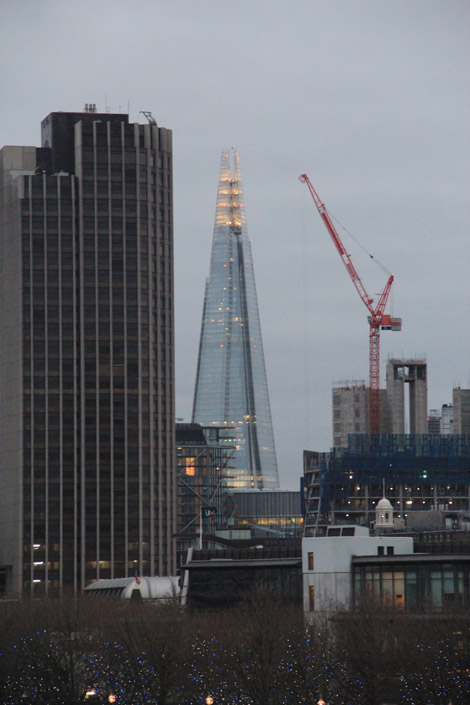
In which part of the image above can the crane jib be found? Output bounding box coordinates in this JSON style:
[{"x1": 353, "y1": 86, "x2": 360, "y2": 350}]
[{"x1": 300, "y1": 172, "x2": 402, "y2": 434}]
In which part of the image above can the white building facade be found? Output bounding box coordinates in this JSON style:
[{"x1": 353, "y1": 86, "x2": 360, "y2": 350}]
[{"x1": 302, "y1": 527, "x2": 413, "y2": 614}]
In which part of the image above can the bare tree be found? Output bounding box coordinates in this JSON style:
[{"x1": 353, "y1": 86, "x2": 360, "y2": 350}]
[
  {"x1": 282, "y1": 613, "x2": 338, "y2": 705},
  {"x1": 399, "y1": 615, "x2": 470, "y2": 705},
  {"x1": 213, "y1": 589, "x2": 303, "y2": 705},
  {"x1": 0, "y1": 594, "x2": 105, "y2": 705},
  {"x1": 101, "y1": 598, "x2": 193, "y2": 705},
  {"x1": 331, "y1": 598, "x2": 407, "y2": 705}
]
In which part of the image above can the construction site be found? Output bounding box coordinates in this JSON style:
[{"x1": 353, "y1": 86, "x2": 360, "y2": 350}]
[{"x1": 300, "y1": 175, "x2": 470, "y2": 535}]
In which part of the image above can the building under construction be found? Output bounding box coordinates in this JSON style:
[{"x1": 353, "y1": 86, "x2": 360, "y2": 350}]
[
  {"x1": 175, "y1": 423, "x2": 235, "y2": 560},
  {"x1": 386, "y1": 358, "x2": 427, "y2": 434},
  {"x1": 332, "y1": 381, "x2": 390, "y2": 447},
  {"x1": 304, "y1": 433, "x2": 470, "y2": 534},
  {"x1": 332, "y1": 358, "x2": 428, "y2": 447}
]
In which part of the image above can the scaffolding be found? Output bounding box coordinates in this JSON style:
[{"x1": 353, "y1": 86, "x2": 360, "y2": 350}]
[{"x1": 304, "y1": 434, "x2": 470, "y2": 534}]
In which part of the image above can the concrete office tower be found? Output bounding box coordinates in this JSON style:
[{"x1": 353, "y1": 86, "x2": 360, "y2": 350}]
[
  {"x1": 332, "y1": 381, "x2": 369, "y2": 447},
  {"x1": 0, "y1": 109, "x2": 175, "y2": 596},
  {"x1": 452, "y1": 388, "x2": 470, "y2": 434},
  {"x1": 332, "y1": 381, "x2": 389, "y2": 447},
  {"x1": 192, "y1": 150, "x2": 279, "y2": 490},
  {"x1": 386, "y1": 358, "x2": 428, "y2": 434}
]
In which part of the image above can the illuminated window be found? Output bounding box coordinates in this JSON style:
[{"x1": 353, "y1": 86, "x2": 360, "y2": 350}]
[
  {"x1": 308, "y1": 552, "x2": 314, "y2": 571},
  {"x1": 184, "y1": 457, "x2": 195, "y2": 476}
]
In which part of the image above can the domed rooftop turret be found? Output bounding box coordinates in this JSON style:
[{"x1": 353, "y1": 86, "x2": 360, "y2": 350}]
[{"x1": 376, "y1": 496, "x2": 394, "y2": 528}]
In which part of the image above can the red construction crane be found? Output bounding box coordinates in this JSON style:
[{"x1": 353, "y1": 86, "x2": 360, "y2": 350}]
[{"x1": 299, "y1": 173, "x2": 401, "y2": 434}]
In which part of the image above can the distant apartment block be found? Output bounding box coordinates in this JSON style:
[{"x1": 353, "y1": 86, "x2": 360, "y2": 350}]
[
  {"x1": 453, "y1": 387, "x2": 470, "y2": 434},
  {"x1": 427, "y1": 409, "x2": 442, "y2": 434},
  {"x1": 440, "y1": 403, "x2": 454, "y2": 434}
]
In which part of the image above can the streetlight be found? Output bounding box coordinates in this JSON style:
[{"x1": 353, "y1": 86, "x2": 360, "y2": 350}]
[
  {"x1": 317, "y1": 699, "x2": 326, "y2": 705},
  {"x1": 108, "y1": 697, "x2": 117, "y2": 704},
  {"x1": 205, "y1": 697, "x2": 214, "y2": 705}
]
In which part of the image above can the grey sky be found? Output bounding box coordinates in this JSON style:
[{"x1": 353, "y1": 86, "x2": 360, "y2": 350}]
[{"x1": 1, "y1": 0, "x2": 469, "y2": 489}]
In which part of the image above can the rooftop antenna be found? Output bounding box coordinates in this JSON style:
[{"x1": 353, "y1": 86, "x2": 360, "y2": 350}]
[{"x1": 140, "y1": 111, "x2": 157, "y2": 126}]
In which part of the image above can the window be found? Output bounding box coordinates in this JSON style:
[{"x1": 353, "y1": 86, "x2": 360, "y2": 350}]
[
  {"x1": 309, "y1": 585, "x2": 315, "y2": 611},
  {"x1": 378, "y1": 546, "x2": 384, "y2": 556},
  {"x1": 387, "y1": 546, "x2": 394, "y2": 556},
  {"x1": 308, "y1": 552, "x2": 314, "y2": 571}
]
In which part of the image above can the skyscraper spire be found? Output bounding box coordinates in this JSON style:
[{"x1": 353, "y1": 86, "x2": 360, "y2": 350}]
[{"x1": 192, "y1": 150, "x2": 279, "y2": 490}]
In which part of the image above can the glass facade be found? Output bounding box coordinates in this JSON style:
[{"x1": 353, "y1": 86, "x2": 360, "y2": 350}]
[
  {"x1": 232, "y1": 490, "x2": 304, "y2": 536},
  {"x1": 353, "y1": 557, "x2": 470, "y2": 612},
  {"x1": 192, "y1": 150, "x2": 279, "y2": 490}
]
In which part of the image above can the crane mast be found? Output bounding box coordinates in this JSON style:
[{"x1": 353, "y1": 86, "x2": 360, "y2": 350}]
[{"x1": 299, "y1": 173, "x2": 401, "y2": 434}]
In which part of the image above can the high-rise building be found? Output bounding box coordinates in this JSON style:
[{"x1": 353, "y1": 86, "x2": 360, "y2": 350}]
[
  {"x1": 0, "y1": 108, "x2": 175, "y2": 596},
  {"x1": 192, "y1": 150, "x2": 279, "y2": 490}
]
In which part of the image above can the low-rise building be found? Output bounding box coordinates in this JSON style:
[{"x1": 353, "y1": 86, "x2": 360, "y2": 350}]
[
  {"x1": 181, "y1": 545, "x2": 302, "y2": 610},
  {"x1": 302, "y1": 527, "x2": 413, "y2": 613},
  {"x1": 303, "y1": 527, "x2": 470, "y2": 615}
]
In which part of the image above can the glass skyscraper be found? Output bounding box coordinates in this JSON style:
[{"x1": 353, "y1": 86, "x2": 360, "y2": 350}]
[{"x1": 192, "y1": 150, "x2": 279, "y2": 490}]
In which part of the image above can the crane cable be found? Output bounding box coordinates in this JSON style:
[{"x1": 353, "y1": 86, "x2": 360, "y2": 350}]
[
  {"x1": 328, "y1": 208, "x2": 392, "y2": 277},
  {"x1": 300, "y1": 186, "x2": 312, "y2": 448}
]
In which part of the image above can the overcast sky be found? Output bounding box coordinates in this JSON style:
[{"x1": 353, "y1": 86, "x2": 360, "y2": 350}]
[{"x1": 1, "y1": 0, "x2": 469, "y2": 489}]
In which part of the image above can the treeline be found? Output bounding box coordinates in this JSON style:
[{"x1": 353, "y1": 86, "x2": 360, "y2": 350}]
[{"x1": 0, "y1": 592, "x2": 469, "y2": 705}]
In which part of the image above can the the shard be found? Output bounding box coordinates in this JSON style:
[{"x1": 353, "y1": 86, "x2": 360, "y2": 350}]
[{"x1": 192, "y1": 150, "x2": 280, "y2": 490}]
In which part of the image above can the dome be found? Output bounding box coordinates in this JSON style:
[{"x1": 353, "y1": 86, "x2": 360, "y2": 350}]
[{"x1": 376, "y1": 495, "x2": 394, "y2": 528}]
